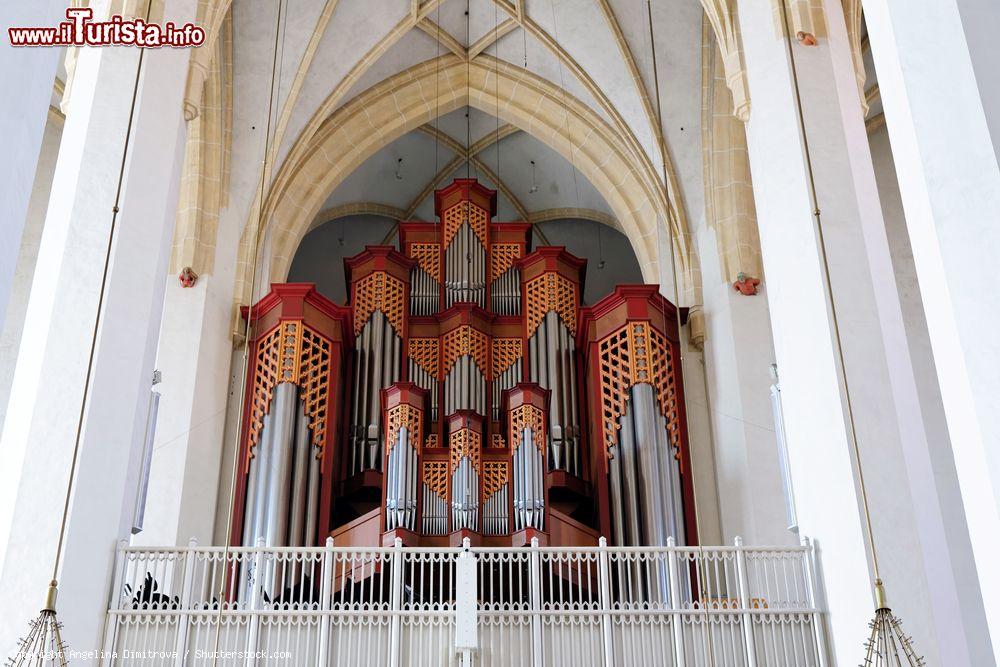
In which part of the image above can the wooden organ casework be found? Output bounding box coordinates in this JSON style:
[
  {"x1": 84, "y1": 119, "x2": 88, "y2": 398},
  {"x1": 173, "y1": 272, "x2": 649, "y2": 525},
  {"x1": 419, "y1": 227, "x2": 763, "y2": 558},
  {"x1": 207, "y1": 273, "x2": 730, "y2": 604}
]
[{"x1": 234, "y1": 179, "x2": 697, "y2": 549}]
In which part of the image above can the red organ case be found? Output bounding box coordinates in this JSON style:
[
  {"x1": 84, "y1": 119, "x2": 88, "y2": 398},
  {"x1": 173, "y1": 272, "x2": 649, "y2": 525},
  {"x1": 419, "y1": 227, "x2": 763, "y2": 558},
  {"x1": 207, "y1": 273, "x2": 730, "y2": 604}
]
[{"x1": 235, "y1": 179, "x2": 695, "y2": 549}]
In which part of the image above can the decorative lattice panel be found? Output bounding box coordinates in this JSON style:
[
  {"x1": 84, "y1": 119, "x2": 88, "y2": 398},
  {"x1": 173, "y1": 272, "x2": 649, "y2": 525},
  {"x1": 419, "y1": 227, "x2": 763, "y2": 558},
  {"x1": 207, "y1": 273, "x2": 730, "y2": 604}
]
[
  {"x1": 491, "y1": 337, "x2": 522, "y2": 379},
  {"x1": 491, "y1": 434, "x2": 506, "y2": 449},
  {"x1": 491, "y1": 243, "x2": 522, "y2": 281},
  {"x1": 408, "y1": 338, "x2": 440, "y2": 378},
  {"x1": 409, "y1": 243, "x2": 441, "y2": 282},
  {"x1": 483, "y1": 461, "x2": 508, "y2": 500},
  {"x1": 598, "y1": 322, "x2": 680, "y2": 457},
  {"x1": 442, "y1": 325, "x2": 489, "y2": 376},
  {"x1": 248, "y1": 320, "x2": 334, "y2": 464},
  {"x1": 449, "y1": 428, "x2": 483, "y2": 473},
  {"x1": 442, "y1": 201, "x2": 489, "y2": 250},
  {"x1": 352, "y1": 271, "x2": 405, "y2": 336},
  {"x1": 423, "y1": 460, "x2": 448, "y2": 498},
  {"x1": 299, "y1": 327, "x2": 332, "y2": 454},
  {"x1": 247, "y1": 325, "x2": 283, "y2": 463},
  {"x1": 509, "y1": 404, "x2": 545, "y2": 454},
  {"x1": 386, "y1": 403, "x2": 423, "y2": 453},
  {"x1": 425, "y1": 434, "x2": 440, "y2": 449},
  {"x1": 525, "y1": 272, "x2": 578, "y2": 338}
]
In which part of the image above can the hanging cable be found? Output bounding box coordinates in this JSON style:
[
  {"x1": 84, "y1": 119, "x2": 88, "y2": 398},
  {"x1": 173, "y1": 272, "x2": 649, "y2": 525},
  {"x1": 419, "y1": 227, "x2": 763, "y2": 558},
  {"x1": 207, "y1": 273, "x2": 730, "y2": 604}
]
[
  {"x1": 210, "y1": 0, "x2": 287, "y2": 663},
  {"x1": 10, "y1": 1, "x2": 156, "y2": 663}
]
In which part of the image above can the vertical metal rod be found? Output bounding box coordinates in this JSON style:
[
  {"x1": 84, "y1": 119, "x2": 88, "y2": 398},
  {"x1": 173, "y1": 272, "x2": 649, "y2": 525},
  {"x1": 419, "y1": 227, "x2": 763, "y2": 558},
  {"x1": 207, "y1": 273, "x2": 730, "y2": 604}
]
[{"x1": 735, "y1": 536, "x2": 759, "y2": 667}]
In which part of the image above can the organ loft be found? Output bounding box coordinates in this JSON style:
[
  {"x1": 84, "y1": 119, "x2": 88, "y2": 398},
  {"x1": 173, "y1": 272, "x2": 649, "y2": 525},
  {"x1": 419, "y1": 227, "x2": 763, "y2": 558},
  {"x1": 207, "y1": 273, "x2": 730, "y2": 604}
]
[{"x1": 234, "y1": 179, "x2": 695, "y2": 549}]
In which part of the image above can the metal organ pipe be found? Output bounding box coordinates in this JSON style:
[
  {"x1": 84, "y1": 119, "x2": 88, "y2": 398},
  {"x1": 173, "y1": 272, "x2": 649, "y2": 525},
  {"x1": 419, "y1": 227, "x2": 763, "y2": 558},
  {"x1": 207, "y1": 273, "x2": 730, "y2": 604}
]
[
  {"x1": 408, "y1": 359, "x2": 439, "y2": 421},
  {"x1": 410, "y1": 267, "x2": 438, "y2": 315},
  {"x1": 491, "y1": 268, "x2": 521, "y2": 315},
  {"x1": 445, "y1": 224, "x2": 486, "y2": 308},
  {"x1": 608, "y1": 384, "x2": 685, "y2": 548},
  {"x1": 349, "y1": 310, "x2": 401, "y2": 473},
  {"x1": 241, "y1": 384, "x2": 322, "y2": 551},
  {"x1": 386, "y1": 426, "x2": 418, "y2": 532},
  {"x1": 529, "y1": 311, "x2": 580, "y2": 475},
  {"x1": 450, "y1": 456, "x2": 479, "y2": 531},
  {"x1": 513, "y1": 428, "x2": 544, "y2": 532},
  {"x1": 491, "y1": 360, "x2": 521, "y2": 421},
  {"x1": 422, "y1": 482, "x2": 447, "y2": 535}
]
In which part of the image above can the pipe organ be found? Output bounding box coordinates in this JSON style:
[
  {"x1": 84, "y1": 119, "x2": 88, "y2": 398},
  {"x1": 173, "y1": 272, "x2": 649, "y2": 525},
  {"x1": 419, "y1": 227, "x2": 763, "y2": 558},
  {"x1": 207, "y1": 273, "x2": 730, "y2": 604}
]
[{"x1": 235, "y1": 179, "x2": 696, "y2": 550}]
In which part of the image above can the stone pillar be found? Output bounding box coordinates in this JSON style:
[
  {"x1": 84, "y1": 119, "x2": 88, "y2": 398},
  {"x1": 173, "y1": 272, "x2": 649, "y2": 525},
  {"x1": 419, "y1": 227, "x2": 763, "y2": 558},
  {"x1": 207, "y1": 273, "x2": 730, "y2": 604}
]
[
  {"x1": 0, "y1": 0, "x2": 195, "y2": 655},
  {"x1": 734, "y1": 0, "x2": 990, "y2": 664},
  {"x1": 864, "y1": 1, "x2": 1000, "y2": 660},
  {"x1": 0, "y1": 1, "x2": 65, "y2": 345}
]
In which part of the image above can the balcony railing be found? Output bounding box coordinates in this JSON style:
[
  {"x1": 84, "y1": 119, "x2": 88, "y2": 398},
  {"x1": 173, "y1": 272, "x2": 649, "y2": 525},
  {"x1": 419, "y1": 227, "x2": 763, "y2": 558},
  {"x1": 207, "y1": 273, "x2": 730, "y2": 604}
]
[{"x1": 102, "y1": 537, "x2": 828, "y2": 666}]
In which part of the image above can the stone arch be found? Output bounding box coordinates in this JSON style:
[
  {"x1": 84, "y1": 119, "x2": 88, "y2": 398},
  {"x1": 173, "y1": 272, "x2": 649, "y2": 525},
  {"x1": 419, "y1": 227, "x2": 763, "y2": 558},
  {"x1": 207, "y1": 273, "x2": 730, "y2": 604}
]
[{"x1": 236, "y1": 56, "x2": 701, "y2": 308}]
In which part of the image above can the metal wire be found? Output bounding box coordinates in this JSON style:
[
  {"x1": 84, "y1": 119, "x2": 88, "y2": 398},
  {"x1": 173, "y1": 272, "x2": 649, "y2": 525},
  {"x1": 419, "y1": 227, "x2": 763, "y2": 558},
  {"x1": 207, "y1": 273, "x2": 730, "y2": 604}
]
[{"x1": 210, "y1": 0, "x2": 287, "y2": 662}]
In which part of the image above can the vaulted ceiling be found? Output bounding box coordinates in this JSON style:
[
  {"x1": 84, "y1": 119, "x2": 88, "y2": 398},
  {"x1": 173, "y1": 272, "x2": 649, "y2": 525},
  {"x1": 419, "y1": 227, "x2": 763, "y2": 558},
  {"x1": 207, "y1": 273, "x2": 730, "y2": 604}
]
[{"x1": 219, "y1": 0, "x2": 707, "y2": 236}]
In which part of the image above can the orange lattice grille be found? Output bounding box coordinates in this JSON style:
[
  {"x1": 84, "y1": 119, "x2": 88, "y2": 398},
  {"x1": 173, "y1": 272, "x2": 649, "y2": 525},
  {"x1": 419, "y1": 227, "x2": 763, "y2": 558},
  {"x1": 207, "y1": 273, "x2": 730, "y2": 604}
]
[
  {"x1": 449, "y1": 427, "x2": 483, "y2": 473},
  {"x1": 442, "y1": 201, "x2": 489, "y2": 250},
  {"x1": 248, "y1": 320, "x2": 334, "y2": 464},
  {"x1": 299, "y1": 327, "x2": 332, "y2": 454},
  {"x1": 386, "y1": 403, "x2": 423, "y2": 453},
  {"x1": 525, "y1": 273, "x2": 578, "y2": 338},
  {"x1": 491, "y1": 243, "x2": 521, "y2": 281},
  {"x1": 352, "y1": 271, "x2": 405, "y2": 336},
  {"x1": 442, "y1": 325, "x2": 489, "y2": 376},
  {"x1": 423, "y1": 460, "x2": 448, "y2": 498},
  {"x1": 410, "y1": 243, "x2": 441, "y2": 282},
  {"x1": 408, "y1": 338, "x2": 440, "y2": 378},
  {"x1": 598, "y1": 322, "x2": 680, "y2": 457},
  {"x1": 508, "y1": 404, "x2": 545, "y2": 454},
  {"x1": 491, "y1": 338, "x2": 522, "y2": 379},
  {"x1": 491, "y1": 433, "x2": 506, "y2": 448},
  {"x1": 425, "y1": 434, "x2": 439, "y2": 449},
  {"x1": 483, "y1": 461, "x2": 508, "y2": 499}
]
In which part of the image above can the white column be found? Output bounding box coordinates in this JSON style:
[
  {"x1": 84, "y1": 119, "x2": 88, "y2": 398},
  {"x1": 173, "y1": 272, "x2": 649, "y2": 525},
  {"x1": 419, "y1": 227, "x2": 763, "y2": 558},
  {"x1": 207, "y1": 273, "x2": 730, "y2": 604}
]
[
  {"x1": 0, "y1": 1, "x2": 65, "y2": 340},
  {"x1": 863, "y1": 1, "x2": 1000, "y2": 660},
  {"x1": 735, "y1": 1, "x2": 989, "y2": 664},
  {"x1": 0, "y1": 0, "x2": 195, "y2": 655}
]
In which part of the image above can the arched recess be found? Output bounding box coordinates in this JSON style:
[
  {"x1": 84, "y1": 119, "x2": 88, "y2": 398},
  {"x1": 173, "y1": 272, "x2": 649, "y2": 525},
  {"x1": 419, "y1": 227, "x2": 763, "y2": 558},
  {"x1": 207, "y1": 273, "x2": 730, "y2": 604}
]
[{"x1": 235, "y1": 56, "x2": 702, "y2": 310}]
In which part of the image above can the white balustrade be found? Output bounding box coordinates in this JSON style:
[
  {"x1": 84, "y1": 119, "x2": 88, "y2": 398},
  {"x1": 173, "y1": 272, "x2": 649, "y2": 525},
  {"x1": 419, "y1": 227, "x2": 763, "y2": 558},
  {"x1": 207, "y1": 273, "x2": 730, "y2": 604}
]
[{"x1": 102, "y1": 537, "x2": 827, "y2": 666}]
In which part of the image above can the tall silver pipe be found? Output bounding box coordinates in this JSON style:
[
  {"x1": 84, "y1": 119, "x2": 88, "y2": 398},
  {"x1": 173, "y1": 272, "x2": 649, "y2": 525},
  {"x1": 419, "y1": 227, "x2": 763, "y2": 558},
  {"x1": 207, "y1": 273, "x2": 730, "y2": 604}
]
[
  {"x1": 617, "y1": 398, "x2": 641, "y2": 546},
  {"x1": 608, "y1": 445, "x2": 626, "y2": 547},
  {"x1": 304, "y1": 454, "x2": 319, "y2": 547},
  {"x1": 633, "y1": 385, "x2": 667, "y2": 547},
  {"x1": 242, "y1": 456, "x2": 259, "y2": 547},
  {"x1": 288, "y1": 410, "x2": 311, "y2": 547},
  {"x1": 567, "y1": 336, "x2": 580, "y2": 475},
  {"x1": 262, "y1": 384, "x2": 297, "y2": 548}
]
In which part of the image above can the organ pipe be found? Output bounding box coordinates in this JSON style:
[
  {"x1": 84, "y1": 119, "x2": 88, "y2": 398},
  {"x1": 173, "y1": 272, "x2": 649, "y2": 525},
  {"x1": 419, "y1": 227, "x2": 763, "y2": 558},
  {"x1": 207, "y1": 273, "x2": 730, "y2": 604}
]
[
  {"x1": 348, "y1": 310, "x2": 401, "y2": 473},
  {"x1": 529, "y1": 311, "x2": 580, "y2": 475},
  {"x1": 608, "y1": 384, "x2": 686, "y2": 547},
  {"x1": 242, "y1": 383, "x2": 320, "y2": 548},
  {"x1": 513, "y1": 427, "x2": 545, "y2": 532},
  {"x1": 445, "y1": 224, "x2": 486, "y2": 308},
  {"x1": 490, "y1": 268, "x2": 521, "y2": 315},
  {"x1": 385, "y1": 426, "x2": 418, "y2": 532}
]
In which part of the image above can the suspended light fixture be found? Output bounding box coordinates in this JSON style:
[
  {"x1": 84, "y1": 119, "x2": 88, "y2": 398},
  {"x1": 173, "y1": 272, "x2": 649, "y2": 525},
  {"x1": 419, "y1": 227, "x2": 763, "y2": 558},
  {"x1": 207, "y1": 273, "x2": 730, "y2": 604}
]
[
  {"x1": 8, "y1": 3, "x2": 154, "y2": 664},
  {"x1": 529, "y1": 160, "x2": 539, "y2": 193}
]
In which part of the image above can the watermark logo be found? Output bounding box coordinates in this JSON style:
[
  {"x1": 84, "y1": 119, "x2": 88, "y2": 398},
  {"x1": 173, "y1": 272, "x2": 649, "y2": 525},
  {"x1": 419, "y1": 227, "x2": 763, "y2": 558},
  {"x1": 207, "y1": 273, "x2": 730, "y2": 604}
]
[{"x1": 8, "y1": 8, "x2": 205, "y2": 48}]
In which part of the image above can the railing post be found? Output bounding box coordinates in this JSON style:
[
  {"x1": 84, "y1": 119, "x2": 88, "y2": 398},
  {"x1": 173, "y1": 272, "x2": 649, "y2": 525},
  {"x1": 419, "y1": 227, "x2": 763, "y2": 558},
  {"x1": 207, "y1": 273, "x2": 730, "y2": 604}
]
[
  {"x1": 173, "y1": 538, "x2": 198, "y2": 667},
  {"x1": 529, "y1": 536, "x2": 543, "y2": 666},
  {"x1": 317, "y1": 537, "x2": 334, "y2": 666},
  {"x1": 734, "y1": 537, "x2": 759, "y2": 667},
  {"x1": 801, "y1": 536, "x2": 829, "y2": 667},
  {"x1": 667, "y1": 536, "x2": 686, "y2": 666},
  {"x1": 455, "y1": 537, "x2": 479, "y2": 667},
  {"x1": 245, "y1": 537, "x2": 266, "y2": 667},
  {"x1": 597, "y1": 537, "x2": 614, "y2": 666},
  {"x1": 388, "y1": 537, "x2": 404, "y2": 667},
  {"x1": 101, "y1": 539, "x2": 128, "y2": 666}
]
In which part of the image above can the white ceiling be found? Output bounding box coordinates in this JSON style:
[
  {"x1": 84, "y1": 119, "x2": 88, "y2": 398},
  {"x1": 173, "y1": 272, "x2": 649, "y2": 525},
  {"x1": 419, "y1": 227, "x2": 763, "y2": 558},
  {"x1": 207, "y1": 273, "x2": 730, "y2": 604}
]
[{"x1": 227, "y1": 0, "x2": 707, "y2": 237}]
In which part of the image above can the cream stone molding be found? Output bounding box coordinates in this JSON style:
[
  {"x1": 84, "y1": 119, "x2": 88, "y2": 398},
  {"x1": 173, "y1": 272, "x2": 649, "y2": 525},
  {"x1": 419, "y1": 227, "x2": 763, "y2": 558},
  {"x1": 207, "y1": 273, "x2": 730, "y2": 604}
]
[
  {"x1": 701, "y1": 24, "x2": 763, "y2": 285},
  {"x1": 700, "y1": 0, "x2": 751, "y2": 122},
  {"x1": 417, "y1": 18, "x2": 468, "y2": 59},
  {"x1": 183, "y1": 0, "x2": 232, "y2": 121},
  {"x1": 468, "y1": 19, "x2": 518, "y2": 59},
  {"x1": 171, "y1": 11, "x2": 232, "y2": 276},
  {"x1": 234, "y1": 57, "x2": 700, "y2": 315},
  {"x1": 528, "y1": 208, "x2": 618, "y2": 229},
  {"x1": 842, "y1": 0, "x2": 867, "y2": 115},
  {"x1": 315, "y1": 202, "x2": 407, "y2": 225}
]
